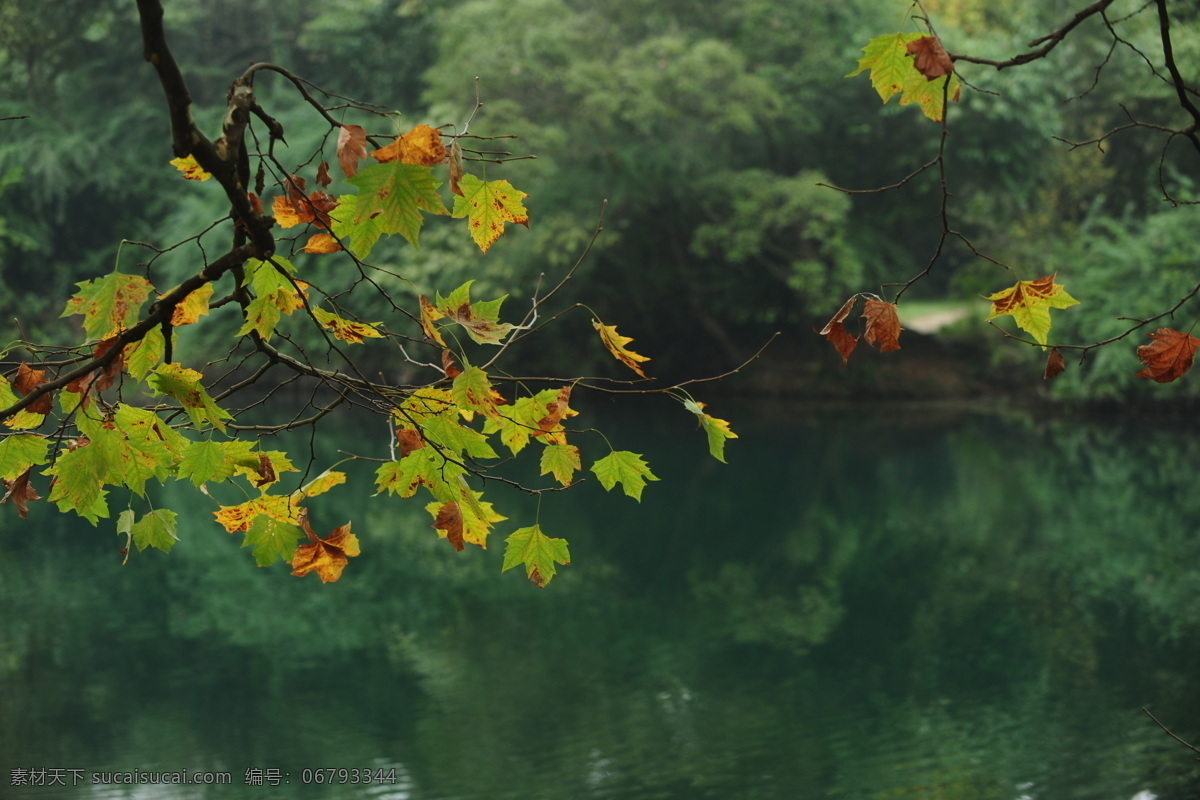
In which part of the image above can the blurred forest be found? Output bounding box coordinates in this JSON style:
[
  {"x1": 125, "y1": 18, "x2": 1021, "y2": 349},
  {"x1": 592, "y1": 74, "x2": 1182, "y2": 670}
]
[{"x1": 1, "y1": 0, "x2": 1198, "y2": 400}]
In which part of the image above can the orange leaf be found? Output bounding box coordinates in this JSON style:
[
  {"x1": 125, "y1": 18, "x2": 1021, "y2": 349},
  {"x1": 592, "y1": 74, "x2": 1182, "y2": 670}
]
[
  {"x1": 1045, "y1": 347, "x2": 1066, "y2": 380},
  {"x1": 2, "y1": 467, "x2": 40, "y2": 518},
  {"x1": 273, "y1": 179, "x2": 338, "y2": 230},
  {"x1": 862, "y1": 299, "x2": 901, "y2": 352},
  {"x1": 905, "y1": 35, "x2": 954, "y2": 80},
  {"x1": 66, "y1": 336, "x2": 125, "y2": 398},
  {"x1": 303, "y1": 233, "x2": 342, "y2": 253},
  {"x1": 1135, "y1": 328, "x2": 1200, "y2": 383},
  {"x1": 397, "y1": 427, "x2": 425, "y2": 457},
  {"x1": 337, "y1": 124, "x2": 369, "y2": 178},
  {"x1": 14, "y1": 363, "x2": 53, "y2": 415},
  {"x1": 372, "y1": 123, "x2": 447, "y2": 167},
  {"x1": 419, "y1": 295, "x2": 447, "y2": 346},
  {"x1": 291, "y1": 521, "x2": 361, "y2": 583},
  {"x1": 534, "y1": 386, "x2": 575, "y2": 436},
  {"x1": 432, "y1": 501, "x2": 465, "y2": 551},
  {"x1": 441, "y1": 349, "x2": 462, "y2": 379},
  {"x1": 819, "y1": 297, "x2": 860, "y2": 366}
]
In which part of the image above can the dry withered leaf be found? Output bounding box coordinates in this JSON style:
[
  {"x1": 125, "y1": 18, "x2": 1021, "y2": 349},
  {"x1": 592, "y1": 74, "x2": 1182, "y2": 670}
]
[
  {"x1": 252, "y1": 452, "x2": 277, "y2": 487},
  {"x1": 14, "y1": 362, "x2": 53, "y2": 415},
  {"x1": 396, "y1": 427, "x2": 425, "y2": 457},
  {"x1": 449, "y1": 139, "x2": 464, "y2": 197},
  {"x1": 2, "y1": 467, "x2": 40, "y2": 518},
  {"x1": 1045, "y1": 347, "x2": 1066, "y2": 380},
  {"x1": 862, "y1": 299, "x2": 902, "y2": 352},
  {"x1": 906, "y1": 35, "x2": 954, "y2": 80},
  {"x1": 372, "y1": 123, "x2": 447, "y2": 166},
  {"x1": 1135, "y1": 327, "x2": 1200, "y2": 383},
  {"x1": 315, "y1": 160, "x2": 332, "y2": 188},
  {"x1": 441, "y1": 349, "x2": 462, "y2": 379},
  {"x1": 291, "y1": 519, "x2": 360, "y2": 583},
  {"x1": 432, "y1": 500, "x2": 465, "y2": 551},
  {"x1": 819, "y1": 296, "x2": 860, "y2": 366},
  {"x1": 534, "y1": 386, "x2": 574, "y2": 436},
  {"x1": 337, "y1": 124, "x2": 369, "y2": 178}
]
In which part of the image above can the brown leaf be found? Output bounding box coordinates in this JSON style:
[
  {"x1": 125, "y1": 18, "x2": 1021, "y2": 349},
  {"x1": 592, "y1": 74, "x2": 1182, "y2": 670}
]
[
  {"x1": 372, "y1": 124, "x2": 448, "y2": 166},
  {"x1": 396, "y1": 427, "x2": 425, "y2": 457},
  {"x1": 432, "y1": 501, "x2": 465, "y2": 551},
  {"x1": 291, "y1": 521, "x2": 360, "y2": 583},
  {"x1": 862, "y1": 299, "x2": 902, "y2": 352},
  {"x1": 1135, "y1": 328, "x2": 1200, "y2": 383},
  {"x1": 449, "y1": 139, "x2": 464, "y2": 197},
  {"x1": 419, "y1": 295, "x2": 447, "y2": 346},
  {"x1": 66, "y1": 337, "x2": 125, "y2": 398},
  {"x1": 818, "y1": 297, "x2": 860, "y2": 366},
  {"x1": 337, "y1": 124, "x2": 369, "y2": 178},
  {"x1": 1044, "y1": 348, "x2": 1066, "y2": 380},
  {"x1": 252, "y1": 452, "x2": 277, "y2": 487},
  {"x1": 2, "y1": 467, "x2": 40, "y2": 518},
  {"x1": 534, "y1": 386, "x2": 574, "y2": 436},
  {"x1": 906, "y1": 35, "x2": 954, "y2": 80},
  {"x1": 14, "y1": 362, "x2": 53, "y2": 415},
  {"x1": 441, "y1": 349, "x2": 462, "y2": 379},
  {"x1": 316, "y1": 160, "x2": 332, "y2": 188}
]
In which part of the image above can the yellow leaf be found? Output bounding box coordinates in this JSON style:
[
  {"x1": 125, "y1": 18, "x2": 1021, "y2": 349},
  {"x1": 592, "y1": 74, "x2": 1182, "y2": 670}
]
[
  {"x1": 166, "y1": 283, "x2": 213, "y2": 327},
  {"x1": 593, "y1": 320, "x2": 650, "y2": 378},
  {"x1": 169, "y1": 155, "x2": 211, "y2": 181},
  {"x1": 372, "y1": 123, "x2": 447, "y2": 166},
  {"x1": 451, "y1": 174, "x2": 529, "y2": 253}
]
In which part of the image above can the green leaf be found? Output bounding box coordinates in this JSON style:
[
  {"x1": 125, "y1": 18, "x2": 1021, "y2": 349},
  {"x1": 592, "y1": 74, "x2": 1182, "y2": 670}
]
[
  {"x1": 502, "y1": 524, "x2": 571, "y2": 587},
  {"x1": 683, "y1": 399, "x2": 737, "y2": 463},
  {"x1": 451, "y1": 174, "x2": 530, "y2": 253},
  {"x1": 590, "y1": 450, "x2": 659, "y2": 501},
  {"x1": 177, "y1": 440, "x2": 239, "y2": 487},
  {"x1": 848, "y1": 32, "x2": 961, "y2": 122},
  {"x1": 242, "y1": 515, "x2": 303, "y2": 567},
  {"x1": 130, "y1": 508, "x2": 180, "y2": 554},
  {"x1": 148, "y1": 363, "x2": 232, "y2": 432},
  {"x1": 451, "y1": 365, "x2": 504, "y2": 420},
  {"x1": 434, "y1": 280, "x2": 514, "y2": 345},
  {"x1": 375, "y1": 448, "x2": 466, "y2": 502},
  {"x1": 346, "y1": 162, "x2": 448, "y2": 248},
  {"x1": 330, "y1": 194, "x2": 387, "y2": 259},
  {"x1": 483, "y1": 395, "x2": 541, "y2": 455},
  {"x1": 539, "y1": 443, "x2": 580, "y2": 486},
  {"x1": 62, "y1": 271, "x2": 154, "y2": 341},
  {"x1": 0, "y1": 434, "x2": 48, "y2": 481},
  {"x1": 422, "y1": 413, "x2": 498, "y2": 460},
  {"x1": 126, "y1": 326, "x2": 164, "y2": 379},
  {"x1": 46, "y1": 441, "x2": 111, "y2": 524},
  {"x1": 985, "y1": 274, "x2": 1079, "y2": 346}
]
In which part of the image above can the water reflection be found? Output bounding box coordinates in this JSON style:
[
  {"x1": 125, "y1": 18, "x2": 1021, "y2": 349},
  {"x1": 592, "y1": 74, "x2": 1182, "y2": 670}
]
[{"x1": 2, "y1": 403, "x2": 1200, "y2": 798}]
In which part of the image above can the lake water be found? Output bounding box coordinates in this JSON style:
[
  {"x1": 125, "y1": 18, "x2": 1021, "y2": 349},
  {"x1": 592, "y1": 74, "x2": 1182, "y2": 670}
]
[{"x1": 2, "y1": 401, "x2": 1200, "y2": 799}]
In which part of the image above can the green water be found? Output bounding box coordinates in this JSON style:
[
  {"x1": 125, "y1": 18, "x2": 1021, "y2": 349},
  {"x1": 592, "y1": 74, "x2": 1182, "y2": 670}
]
[{"x1": 2, "y1": 403, "x2": 1200, "y2": 799}]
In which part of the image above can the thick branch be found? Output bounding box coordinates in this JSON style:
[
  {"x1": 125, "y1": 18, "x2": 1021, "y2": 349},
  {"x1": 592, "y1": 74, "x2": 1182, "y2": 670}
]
[
  {"x1": 0, "y1": 245, "x2": 254, "y2": 419},
  {"x1": 1155, "y1": 0, "x2": 1200, "y2": 154}
]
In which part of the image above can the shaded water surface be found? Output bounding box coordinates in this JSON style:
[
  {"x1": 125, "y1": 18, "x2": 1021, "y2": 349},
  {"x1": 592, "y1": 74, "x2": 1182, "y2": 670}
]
[{"x1": 3, "y1": 403, "x2": 1200, "y2": 799}]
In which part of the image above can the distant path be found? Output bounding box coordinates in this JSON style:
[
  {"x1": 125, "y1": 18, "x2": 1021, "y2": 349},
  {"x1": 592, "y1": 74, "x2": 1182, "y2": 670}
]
[{"x1": 903, "y1": 307, "x2": 969, "y2": 334}]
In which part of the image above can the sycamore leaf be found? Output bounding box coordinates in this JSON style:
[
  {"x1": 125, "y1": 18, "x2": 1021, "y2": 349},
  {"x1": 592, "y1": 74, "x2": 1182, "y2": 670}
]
[
  {"x1": 985, "y1": 274, "x2": 1078, "y2": 346},
  {"x1": 62, "y1": 271, "x2": 154, "y2": 341},
  {"x1": 683, "y1": 399, "x2": 737, "y2": 463},
  {"x1": 126, "y1": 326, "x2": 164, "y2": 380},
  {"x1": 0, "y1": 434, "x2": 48, "y2": 481},
  {"x1": 452, "y1": 365, "x2": 505, "y2": 420},
  {"x1": 1135, "y1": 328, "x2": 1200, "y2": 383},
  {"x1": 1045, "y1": 347, "x2": 1066, "y2": 380},
  {"x1": 862, "y1": 299, "x2": 902, "y2": 352},
  {"x1": 337, "y1": 124, "x2": 369, "y2": 178},
  {"x1": 329, "y1": 194, "x2": 388, "y2": 259},
  {"x1": 419, "y1": 295, "x2": 447, "y2": 345},
  {"x1": 502, "y1": 524, "x2": 570, "y2": 588},
  {"x1": 2, "y1": 466, "x2": 40, "y2": 518},
  {"x1": 316, "y1": 160, "x2": 332, "y2": 187},
  {"x1": 148, "y1": 363, "x2": 232, "y2": 432},
  {"x1": 532, "y1": 386, "x2": 576, "y2": 439},
  {"x1": 347, "y1": 161, "x2": 448, "y2": 248},
  {"x1": 372, "y1": 123, "x2": 448, "y2": 166},
  {"x1": 13, "y1": 363, "x2": 53, "y2": 415},
  {"x1": 66, "y1": 337, "x2": 124, "y2": 400},
  {"x1": 906, "y1": 35, "x2": 954, "y2": 79},
  {"x1": 291, "y1": 520, "x2": 360, "y2": 583},
  {"x1": 590, "y1": 450, "x2": 659, "y2": 501},
  {"x1": 848, "y1": 32, "x2": 961, "y2": 122},
  {"x1": 243, "y1": 514, "x2": 304, "y2": 567},
  {"x1": 452, "y1": 174, "x2": 530, "y2": 253},
  {"x1": 593, "y1": 320, "x2": 650, "y2": 378},
  {"x1": 303, "y1": 232, "x2": 342, "y2": 254},
  {"x1": 46, "y1": 438, "x2": 110, "y2": 524},
  {"x1": 127, "y1": 508, "x2": 180, "y2": 554},
  {"x1": 433, "y1": 280, "x2": 514, "y2": 345},
  {"x1": 819, "y1": 296, "x2": 860, "y2": 365},
  {"x1": 177, "y1": 440, "x2": 240, "y2": 487},
  {"x1": 165, "y1": 283, "x2": 213, "y2": 327},
  {"x1": 375, "y1": 448, "x2": 467, "y2": 502},
  {"x1": 0, "y1": 376, "x2": 45, "y2": 430},
  {"x1": 425, "y1": 491, "x2": 505, "y2": 549},
  {"x1": 311, "y1": 306, "x2": 384, "y2": 343},
  {"x1": 540, "y1": 443, "x2": 580, "y2": 486},
  {"x1": 169, "y1": 155, "x2": 211, "y2": 181}
]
